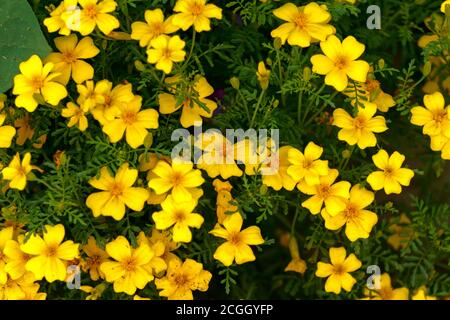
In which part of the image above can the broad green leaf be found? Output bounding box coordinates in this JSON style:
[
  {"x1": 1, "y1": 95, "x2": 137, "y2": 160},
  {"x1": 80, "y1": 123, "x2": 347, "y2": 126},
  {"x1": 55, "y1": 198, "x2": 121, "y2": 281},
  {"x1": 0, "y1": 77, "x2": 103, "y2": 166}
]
[{"x1": 0, "y1": 0, "x2": 51, "y2": 93}]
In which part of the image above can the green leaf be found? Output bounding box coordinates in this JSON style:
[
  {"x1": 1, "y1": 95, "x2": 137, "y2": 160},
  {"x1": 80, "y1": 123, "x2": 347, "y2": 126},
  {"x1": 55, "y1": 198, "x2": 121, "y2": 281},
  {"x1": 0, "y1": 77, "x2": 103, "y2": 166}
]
[{"x1": 0, "y1": 0, "x2": 51, "y2": 93}]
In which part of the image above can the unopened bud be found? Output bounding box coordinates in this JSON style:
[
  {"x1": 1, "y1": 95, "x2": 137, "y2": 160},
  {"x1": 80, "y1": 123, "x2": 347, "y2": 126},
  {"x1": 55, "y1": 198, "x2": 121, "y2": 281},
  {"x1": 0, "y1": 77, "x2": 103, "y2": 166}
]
[
  {"x1": 378, "y1": 58, "x2": 385, "y2": 69},
  {"x1": 230, "y1": 77, "x2": 240, "y2": 90},
  {"x1": 422, "y1": 61, "x2": 432, "y2": 77},
  {"x1": 134, "y1": 60, "x2": 145, "y2": 72},
  {"x1": 274, "y1": 37, "x2": 282, "y2": 49},
  {"x1": 303, "y1": 67, "x2": 311, "y2": 81},
  {"x1": 342, "y1": 149, "x2": 352, "y2": 159},
  {"x1": 144, "y1": 133, "x2": 153, "y2": 148}
]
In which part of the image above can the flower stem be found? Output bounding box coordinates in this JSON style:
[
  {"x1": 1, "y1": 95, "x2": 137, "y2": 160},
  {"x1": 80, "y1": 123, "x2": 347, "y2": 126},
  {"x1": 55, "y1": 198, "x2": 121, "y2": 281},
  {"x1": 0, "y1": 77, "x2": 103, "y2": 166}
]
[{"x1": 250, "y1": 90, "x2": 265, "y2": 128}]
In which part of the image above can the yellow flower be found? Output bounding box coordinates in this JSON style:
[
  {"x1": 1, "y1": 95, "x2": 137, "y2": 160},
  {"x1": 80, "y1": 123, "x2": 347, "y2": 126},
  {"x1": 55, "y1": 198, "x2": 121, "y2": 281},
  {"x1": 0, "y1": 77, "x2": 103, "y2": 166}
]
[
  {"x1": 367, "y1": 150, "x2": 414, "y2": 195},
  {"x1": 271, "y1": 2, "x2": 335, "y2": 47},
  {"x1": 102, "y1": 96, "x2": 159, "y2": 148},
  {"x1": 80, "y1": 283, "x2": 107, "y2": 300},
  {"x1": 2, "y1": 153, "x2": 39, "y2": 191},
  {"x1": 262, "y1": 146, "x2": 298, "y2": 191},
  {"x1": 152, "y1": 195, "x2": 204, "y2": 243},
  {"x1": 412, "y1": 286, "x2": 437, "y2": 300},
  {"x1": 45, "y1": 35, "x2": 100, "y2": 85},
  {"x1": 86, "y1": 163, "x2": 149, "y2": 220},
  {"x1": 332, "y1": 102, "x2": 388, "y2": 149},
  {"x1": 0, "y1": 227, "x2": 14, "y2": 284},
  {"x1": 75, "y1": 0, "x2": 120, "y2": 35},
  {"x1": 13, "y1": 55, "x2": 68, "y2": 112},
  {"x1": 43, "y1": 0, "x2": 79, "y2": 35},
  {"x1": 20, "y1": 224, "x2": 79, "y2": 282},
  {"x1": 387, "y1": 214, "x2": 414, "y2": 250},
  {"x1": 131, "y1": 9, "x2": 179, "y2": 48},
  {"x1": 100, "y1": 236, "x2": 154, "y2": 295},
  {"x1": 441, "y1": 0, "x2": 450, "y2": 13},
  {"x1": 209, "y1": 213, "x2": 264, "y2": 266},
  {"x1": 364, "y1": 273, "x2": 409, "y2": 300},
  {"x1": 411, "y1": 92, "x2": 450, "y2": 137},
  {"x1": 172, "y1": 0, "x2": 222, "y2": 32},
  {"x1": 76, "y1": 80, "x2": 106, "y2": 112},
  {"x1": 22, "y1": 283, "x2": 47, "y2": 300},
  {"x1": 14, "y1": 115, "x2": 34, "y2": 146},
  {"x1": 0, "y1": 273, "x2": 35, "y2": 300},
  {"x1": 297, "y1": 168, "x2": 351, "y2": 215},
  {"x1": 256, "y1": 61, "x2": 270, "y2": 90},
  {"x1": 213, "y1": 179, "x2": 239, "y2": 224},
  {"x1": 145, "y1": 229, "x2": 180, "y2": 265},
  {"x1": 136, "y1": 232, "x2": 167, "y2": 275},
  {"x1": 311, "y1": 35, "x2": 370, "y2": 91},
  {"x1": 321, "y1": 185, "x2": 378, "y2": 241},
  {"x1": 62, "y1": 102, "x2": 89, "y2": 131},
  {"x1": 315, "y1": 247, "x2": 361, "y2": 294},
  {"x1": 4, "y1": 235, "x2": 31, "y2": 280},
  {"x1": 286, "y1": 142, "x2": 329, "y2": 185},
  {"x1": 0, "y1": 114, "x2": 16, "y2": 148},
  {"x1": 148, "y1": 160, "x2": 204, "y2": 202},
  {"x1": 147, "y1": 35, "x2": 186, "y2": 74},
  {"x1": 81, "y1": 236, "x2": 109, "y2": 281},
  {"x1": 155, "y1": 257, "x2": 212, "y2": 300},
  {"x1": 284, "y1": 236, "x2": 307, "y2": 274},
  {"x1": 158, "y1": 76, "x2": 218, "y2": 128},
  {"x1": 133, "y1": 295, "x2": 150, "y2": 300},
  {"x1": 0, "y1": 94, "x2": 6, "y2": 110}
]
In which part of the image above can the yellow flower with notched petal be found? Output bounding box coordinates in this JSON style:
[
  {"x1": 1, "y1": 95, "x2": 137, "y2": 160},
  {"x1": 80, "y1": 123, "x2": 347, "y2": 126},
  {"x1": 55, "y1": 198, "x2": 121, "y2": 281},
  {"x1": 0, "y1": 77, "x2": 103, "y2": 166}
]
[
  {"x1": 367, "y1": 150, "x2": 414, "y2": 195},
  {"x1": 297, "y1": 168, "x2": 351, "y2": 216},
  {"x1": 76, "y1": 80, "x2": 106, "y2": 112},
  {"x1": 2, "y1": 153, "x2": 40, "y2": 191},
  {"x1": 410, "y1": 92, "x2": 450, "y2": 137},
  {"x1": 0, "y1": 227, "x2": 14, "y2": 284},
  {"x1": 147, "y1": 35, "x2": 186, "y2": 74},
  {"x1": 284, "y1": 236, "x2": 307, "y2": 274},
  {"x1": 43, "y1": 0, "x2": 79, "y2": 35},
  {"x1": 332, "y1": 102, "x2": 388, "y2": 149},
  {"x1": 100, "y1": 236, "x2": 154, "y2": 295},
  {"x1": 14, "y1": 115, "x2": 34, "y2": 146},
  {"x1": 213, "y1": 179, "x2": 239, "y2": 224},
  {"x1": 62, "y1": 102, "x2": 89, "y2": 132},
  {"x1": 209, "y1": 213, "x2": 264, "y2": 266},
  {"x1": 0, "y1": 113, "x2": 16, "y2": 148},
  {"x1": 73, "y1": 0, "x2": 120, "y2": 35},
  {"x1": 131, "y1": 9, "x2": 179, "y2": 48},
  {"x1": 22, "y1": 283, "x2": 47, "y2": 300},
  {"x1": 20, "y1": 224, "x2": 79, "y2": 282},
  {"x1": 4, "y1": 235, "x2": 32, "y2": 281},
  {"x1": 45, "y1": 35, "x2": 99, "y2": 85},
  {"x1": 441, "y1": 0, "x2": 450, "y2": 13},
  {"x1": 321, "y1": 185, "x2": 378, "y2": 242},
  {"x1": 136, "y1": 232, "x2": 167, "y2": 275},
  {"x1": 262, "y1": 146, "x2": 298, "y2": 191},
  {"x1": 271, "y1": 2, "x2": 335, "y2": 47},
  {"x1": 81, "y1": 236, "x2": 109, "y2": 281},
  {"x1": 364, "y1": 273, "x2": 409, "y2": 300},
  {"x1": 172, "y1": 0, "x2": 222, "y2": 32},
  {"x1": 86, "y1": 163, "x2": 149, "y2": 220},
  {"x1": 256, "y1": 61, "x2": 270, "y2": 90},
  {"x1": 102, "y1": 96, "x2": 159, "y2": 148},
  {"x1": 152, "y1": 195, "x2": 204, "y2": 243},
  {"x1": 148, "y1": 160, "x2": 204, "y2": 202},
  {"x1": 286, "y1": 142, "x2": 329, "y2": 185},
  {"x1": 158, "y1": 76, "x2": 218, "y2": 128},
  {"x1": 315, "y1": 247, "x2": 361, "y2": 294},
  {"x1": 13, "y1": 55, "x2": 68, "y2": 112},
  {"x1": 412, "y1": 286, "x2": 437, "y2": 300},
  {"x1": 155, "y1": 257, "x2": 212, "y2": 300},
  {"x1": 311, "y1": 35, "x2": 370, "y2": 91}
]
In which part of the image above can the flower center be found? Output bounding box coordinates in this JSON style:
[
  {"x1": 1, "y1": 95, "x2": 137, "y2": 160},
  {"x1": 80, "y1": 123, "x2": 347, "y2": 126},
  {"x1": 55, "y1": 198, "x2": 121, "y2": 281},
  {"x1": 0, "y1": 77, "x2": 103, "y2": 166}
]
[
  {"x1": 344, "y1": 204, "x2": 358, "y2": 219},
  {"x1": 303, "y1": 160, "x2": 313, "y2": 169},
  {"x1": 63, "y1": 52, "x2": 77, "y2": 64},
  {"x1": 379, "y1": 287, "x2": 393, "y2": 300},
  {"x1": 174, "y1": 273, "x2": 189, "y2": 286},
  {"x1": 30, "y1": 76, "x2": 44, "y2": 90},
  {"x1": 152, "y1": 23, "x2": 164, "y2": 36},
  {"x1": 366, "y1": 79, "x2": 380, "y2": 92},
  {"x1": 334, "y1": 264, "x2": 346, "y2": 275},
  {"x1": 110, "y1": 183, "x2": 124, "y2": 196},
  {"x1": 335, "y1": 55, "x2": 349, "y2": 69},
  {"x1": 354, "y1": 116, "x2": 367, "y2": 129},
  {"x1": 174, "y1": 210, "x2": 186, "y2": 223},
  {"x1": 190, "y1": 3, "x2": 204, "y2": 16},
  {"x1": 46, "y1": 245, "x2": 58, "y2": 257},
  {"x1": 384, "y1": 167, "x2": 394, "y2": 177},
  {"x1": 171, "y1": 172, "x2": 183, "y2": 186},
  {"x1": 162, "y1": 48, "x2": 172, "y2": 59},
  {"x1": 84, "y1": 4, "x2": 98, "y2": 19},
  {"x1": 88, "y1": 254, "x2": 100, "y2": 267},
  {"x1": 433, "y1": 111, "x2": 447, "y2": 123},
  {"x1": 103, "y1": 95, "x2": 112, "y2": 107},
  {"x1": 122, "y1": 111, "x2": 137, "y2": 124},
  {"x1": 294, "y1": 12, "x2": 308, "y2": 28},
  {"x1": 317, "y1": 184, "x2": 330, "y2": 198},
  {"x1": 229, "y1": 232, "x2": 242, "y2": 245},
  {"x1": 122, "y1": 258, "x2": 136, "y2": 272}
]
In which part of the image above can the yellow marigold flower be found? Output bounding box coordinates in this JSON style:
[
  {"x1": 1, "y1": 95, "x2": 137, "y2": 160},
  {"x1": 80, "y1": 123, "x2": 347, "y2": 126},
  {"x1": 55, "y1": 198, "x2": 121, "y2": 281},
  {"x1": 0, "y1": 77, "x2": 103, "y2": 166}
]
[
  {"x1": 256, "y1": 61, "x2": 270, "y2": 90},
  {"x1": 172, "y1": 0, "x2": 222, "y2": 32},
  {"x1": 284, "y1": 236, "x2": 307, "y2": 274},
  {"x1": 0, "y1": 113, "x2": 16, "y2": 148},
  {"x1": 286, "y1": 142, "x2": 329, "y2": 185},
  {"x1": 321, "y1": 185, "x2": 378, "y2": 241},
  {"x1": 133, "y1": 295, "x2": 150, "y2": 300},
  {"x1": 441, "y1": 0, "x2": 450, "y2": 13},
  {"x1": 196, "y1": 132, "x2": 243, "y2": 179},
  {"x1": 315, "y1": 247, "x2": 361, "y2": 294},
  {"x1": 102, "y1": 96, "x2": 159, "y2": 148},
  {"x1": 4, "y1": 235, "x2": 31, "y2": 281},
  {"x1": 145, "y1": 229, "x2": 180, "y2": 265},
  {"x1": 62, "y1": 102, "x2": 89, "y2": 131},
  {"x1": 311, "y1": 35, "x2": 370, "y2": 91},
  {"x1": 213, "y1": 179, "x2": 239, "y2": 224},
  {"x1": 411, "y1": 92, "x2": 450, "y2": 137},
  {"x1": 2, "y1": 153, "x2": 39, "y2": 191},
  {"x1": 22, "y1": 283, "x2": 47, "y2": 300},
  {"x1": 81, "y1": 236, "x2": 109, "y2": 281},
  {"x1": 0, "y1": 273, "x2": 35, "y2": 300},
  {"x1": 332, "y1": 102, "x2": 388, "y2": 149},
  {"x1": 136, "y1": 232, "x2": 167, "y2": 275},
  {"x1": 148, "y1": 160, "x2": 204, "y2": 202},
  {"x1": 158, "y1": 76, "x2": 217, "y2": 128},
  {"x1": 14, "y1": 115, "x2": 34, "y2": 146},
  {"x1": 20, "y1": 224, "x2": 79, "y2": 282},
  {"x1": 262, "y1": 146, "x2": 298, "y2": 191},
  {"x1": 297, "y1": 168, "x2": 351, "y2": 215},
  {"x1": 233, "y1": 137, "x2": 274, "y2": 176},
  {"x1": 209, "y1": 213, "x2": 264, "y2": 266},
  {"x1": 75, "y1": 0, "x2": 120, "y2": 35},
  {"x1": 13, "y1": 55, "x2": 68, "y2": 112},
  {"x1": 86, "y1": 164, "x2": 149, "y2": 220},
  {"x1": 100, "y1": 236, "x2": 154, "y2": 295},
  {"x1": 412, "y1": 286, "x2": 437, "y2": 300},
  {"x1": 80, "y1": 283, "x2": 107, "y2": 300},
  {"x1": 152, "y1": 195, "x2": 204, "y2": 243},
  {"x1": 367, "y1": 150, "x2": 414, "y2": 195},
  {"x1": 364, "y1": 273, "x2": 409, "y2": 300},
  {"x1": 45, "y1": 35, "x2": 100, "y2": 85},
  {"x1": 131, "y1": 9, "x2": 179, "y2": 48},
  {"x1": 155, "y1": 257, "x2": 212, "y2": 300},
  {"x1": 387, "y1": 214, "x2": 414, "y2": 250},
  {"x1": 76, "y1": 80, "x2": 106, "y2": 112},
  {"x1": 147, "y1": 35, "x2": 186, "y2": 74},
  {"x1": 271, "y1": 2, "x2": 335, "y2": 47},
  {"x1": 43, "y1": 0, "x2": 79, "y2": 35},
  {"x1": 0, "y1": 227, "x2": 14, "y2": 284}
]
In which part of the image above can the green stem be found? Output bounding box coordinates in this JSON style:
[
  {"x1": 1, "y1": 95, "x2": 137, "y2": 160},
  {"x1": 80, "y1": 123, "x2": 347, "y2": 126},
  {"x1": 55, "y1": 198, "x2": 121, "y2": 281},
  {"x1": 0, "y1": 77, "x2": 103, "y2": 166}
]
[
  {"x1": 297, "y1": 89, "x2": 303, "y2": 125},
  {"x1": 250, "y1": 90, "x2": 265, "y2": 128},
  {"x1": 237, "y1": 89, "x2": 251, "y2": 123},
  {"x1": 182, "y1": 29, "x2": 196, "y2": 70}
]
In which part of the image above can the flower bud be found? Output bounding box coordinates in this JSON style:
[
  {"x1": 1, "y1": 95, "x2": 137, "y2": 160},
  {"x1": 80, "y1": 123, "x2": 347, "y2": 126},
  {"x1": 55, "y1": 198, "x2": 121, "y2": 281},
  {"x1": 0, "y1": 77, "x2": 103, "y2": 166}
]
[{"x1": 230, "y1": 77, "x2": 240, "y2": 90}]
